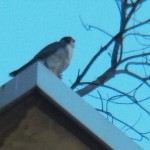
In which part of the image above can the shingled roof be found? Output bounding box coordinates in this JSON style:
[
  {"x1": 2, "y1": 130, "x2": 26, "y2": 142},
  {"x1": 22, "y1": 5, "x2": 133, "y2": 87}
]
[{"x1": 0, "y1": 62, "x2": 143, "y2": 150}]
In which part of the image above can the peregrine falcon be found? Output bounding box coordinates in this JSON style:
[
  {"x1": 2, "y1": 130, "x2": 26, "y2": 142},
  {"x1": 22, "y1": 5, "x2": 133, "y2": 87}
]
[{"x1": 9, "y1": 36, "x2": 75, "y2": 78}]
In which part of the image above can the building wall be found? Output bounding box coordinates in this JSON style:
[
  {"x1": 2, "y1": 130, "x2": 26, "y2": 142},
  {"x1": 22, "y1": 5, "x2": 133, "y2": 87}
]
[{"x1": 0, "y1": 106, "x2": 90, "y2": 150}]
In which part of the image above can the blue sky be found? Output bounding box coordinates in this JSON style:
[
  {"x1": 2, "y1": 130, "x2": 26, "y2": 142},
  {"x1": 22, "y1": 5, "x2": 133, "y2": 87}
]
[{"x1": 0, "y1": 0, "x2": 150, "y2": 149}]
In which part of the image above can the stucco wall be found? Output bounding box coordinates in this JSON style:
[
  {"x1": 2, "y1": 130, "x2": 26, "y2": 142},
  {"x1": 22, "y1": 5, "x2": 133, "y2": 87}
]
[{"x1": 0, "y1": 106, "x2": 90, "y2": 150}]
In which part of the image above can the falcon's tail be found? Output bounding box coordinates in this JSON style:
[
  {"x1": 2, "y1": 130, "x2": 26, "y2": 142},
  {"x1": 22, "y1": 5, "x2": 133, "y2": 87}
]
[
  {"x1": 9, "y1": 59, "x2": 36, "y2": 77},
  {"x1": 9, "y1": 70, "x2": 20, "y2": 77}
]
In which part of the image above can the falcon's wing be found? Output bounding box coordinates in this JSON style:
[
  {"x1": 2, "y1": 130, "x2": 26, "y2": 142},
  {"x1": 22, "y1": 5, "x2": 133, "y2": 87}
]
[
  {"x1": 34, "y1": 42, "x2": 65, "y2": 60},
  {"x1": 9, "y1": 41, "x2": 66, "y2": 77}
]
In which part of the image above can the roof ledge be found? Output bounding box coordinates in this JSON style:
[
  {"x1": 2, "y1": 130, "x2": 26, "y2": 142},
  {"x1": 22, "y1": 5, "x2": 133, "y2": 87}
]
[{"x1": 0, "y1": 62, "x2": 143, "y2": 150}]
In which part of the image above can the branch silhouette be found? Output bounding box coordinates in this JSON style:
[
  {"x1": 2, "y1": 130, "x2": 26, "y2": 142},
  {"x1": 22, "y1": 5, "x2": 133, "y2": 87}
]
[{"x1": 71, "y1": 0, "x2": 150, "y2": 142}]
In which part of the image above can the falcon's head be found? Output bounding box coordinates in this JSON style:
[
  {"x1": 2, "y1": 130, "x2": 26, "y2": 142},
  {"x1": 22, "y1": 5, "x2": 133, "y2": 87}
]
[{"x1": 60, "y1": 36, "x2": 75, "y2": 48}]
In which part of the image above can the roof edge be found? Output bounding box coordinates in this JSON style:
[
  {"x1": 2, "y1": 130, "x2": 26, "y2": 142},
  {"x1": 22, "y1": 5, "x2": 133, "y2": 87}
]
[
  {"x1": 36, "y1": 63, "x2": 143, "y2": 150},
  {"x1": 0, "y1": 62, "x2": 143, "y2": 150},
  {"x1": 0, "y1": 62, "x2": 38, "y2": 110}
]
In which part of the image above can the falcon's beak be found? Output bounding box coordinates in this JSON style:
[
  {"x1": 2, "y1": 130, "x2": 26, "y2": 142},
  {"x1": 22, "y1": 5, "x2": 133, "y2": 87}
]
[{"x1": 70, "y1": 41, "x2": 75, "y2": 48}]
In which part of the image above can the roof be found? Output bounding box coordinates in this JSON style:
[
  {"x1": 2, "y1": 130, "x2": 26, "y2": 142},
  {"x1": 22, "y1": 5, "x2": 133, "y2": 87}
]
[{"x1": 0, "y1": 62, "x2": 143, "y2": 150}]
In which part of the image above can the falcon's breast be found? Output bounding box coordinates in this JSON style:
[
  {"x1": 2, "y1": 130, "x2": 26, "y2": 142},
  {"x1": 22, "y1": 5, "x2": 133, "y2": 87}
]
[{"x1": 45, "y1": 44, "x2": 73, "y2": 75}]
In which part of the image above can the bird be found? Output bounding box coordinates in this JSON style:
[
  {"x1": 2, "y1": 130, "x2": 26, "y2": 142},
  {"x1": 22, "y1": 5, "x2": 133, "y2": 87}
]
[{"x1": 9, "y1": 36, "x2": 75, "y2": 78}]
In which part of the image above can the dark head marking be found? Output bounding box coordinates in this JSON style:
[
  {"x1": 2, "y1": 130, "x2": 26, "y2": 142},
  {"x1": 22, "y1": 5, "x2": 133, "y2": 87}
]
[{"x1": 60, "y1": 36, "x2": 75, "y2": 44}]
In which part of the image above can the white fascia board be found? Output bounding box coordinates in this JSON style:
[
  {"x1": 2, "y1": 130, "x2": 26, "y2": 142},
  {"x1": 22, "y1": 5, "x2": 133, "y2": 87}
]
[
  {"x1": 0, "y1": 62, "x2": 143, "y2": 150},
  {"x1": 37, "y1": 62, "x2": 143, "y2": 150}
]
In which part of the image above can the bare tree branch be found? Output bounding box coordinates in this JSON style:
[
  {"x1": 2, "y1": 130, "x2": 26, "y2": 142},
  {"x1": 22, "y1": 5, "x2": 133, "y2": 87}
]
[
  {"x1": 101, "y1": 84, "x2": 150, "y2": 116},
  {"x1": 88, "y1": 84, "x2": 150, "y2": 105},
  {"x1": 125, "y1": 0, "x2": 143, "y2": 26},
  {"x1": 115, "y1": 0, "x2": 121, "y2": 16},
  {"x1": 116, "y1": 70, "x2": 150, "y2": 88},
  {"x1": 72, "y1": 1, "x2": 150, "y2": 142},
  {"x1": 72, "y1": 2, "x2": 150, "y2": 92},
  {"x1": 96, "y1": 108, "x2": 150, "y2": 141},
  {"x1": 79, "y1": 16, "x2": 113, "y2": 37},
  {"x1": 120, "y1": 52, "x2": 150, "y2": 64},
  {"x1": 124, "y1": 18, "x2": 150, "y2": 33}
]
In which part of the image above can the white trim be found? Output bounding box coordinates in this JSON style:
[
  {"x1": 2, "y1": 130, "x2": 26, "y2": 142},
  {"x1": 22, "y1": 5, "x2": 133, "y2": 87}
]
[{"x1": 0, "y1": 62, "x2": 143, "y2": 150}]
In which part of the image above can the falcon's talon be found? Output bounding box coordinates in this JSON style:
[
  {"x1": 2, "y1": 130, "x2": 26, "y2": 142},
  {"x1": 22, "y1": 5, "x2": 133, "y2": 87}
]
[{"x1": 57, "y1": 74, "x2": 63, "y2": 79}]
